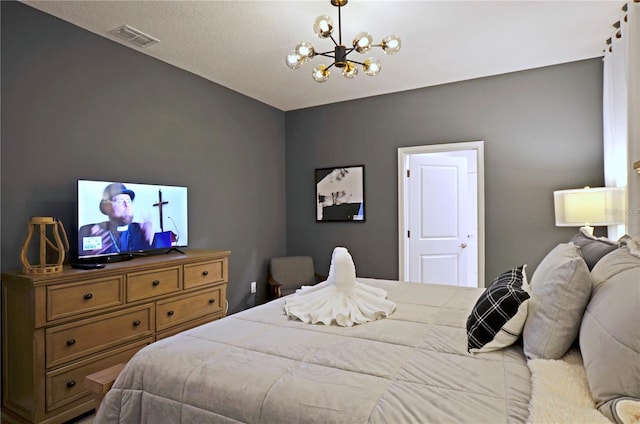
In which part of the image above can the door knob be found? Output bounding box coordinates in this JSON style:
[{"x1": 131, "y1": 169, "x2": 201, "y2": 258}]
[{"x1": 460, "y1": 243, "x2": 468, "y2": 248}]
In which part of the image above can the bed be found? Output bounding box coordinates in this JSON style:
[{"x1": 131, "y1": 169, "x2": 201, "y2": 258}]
[{"x1": 96, "y1": 236, "x2": 640, "y2": 424}]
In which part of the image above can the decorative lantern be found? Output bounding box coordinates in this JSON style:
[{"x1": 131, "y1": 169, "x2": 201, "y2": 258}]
[{"x1": 20, "y1": 217, "x2": 69, "y2": 274}]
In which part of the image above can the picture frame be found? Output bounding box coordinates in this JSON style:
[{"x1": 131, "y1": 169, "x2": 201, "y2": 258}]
[{"x1": 315, "y1": 165, "x2": 365, "y2": 222}]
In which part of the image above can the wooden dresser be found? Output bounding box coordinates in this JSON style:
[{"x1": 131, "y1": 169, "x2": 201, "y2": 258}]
[{"x1": 1, "y1": 249, "x2": 230, "y2": 424}]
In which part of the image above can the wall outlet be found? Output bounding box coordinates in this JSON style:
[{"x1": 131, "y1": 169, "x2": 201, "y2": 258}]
[{"x1": 250, "y1": 281, "x2": 257, "y2": 294}]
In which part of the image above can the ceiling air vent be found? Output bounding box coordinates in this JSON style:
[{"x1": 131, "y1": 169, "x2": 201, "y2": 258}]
[{"x1": 110, "y1": 25, "x2": 159, "y2": 48}]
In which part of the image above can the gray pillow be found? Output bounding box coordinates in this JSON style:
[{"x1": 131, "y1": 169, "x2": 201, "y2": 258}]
[
  {"x1": 579, "y1": 244, "x2": 640, "y2": 423},
  {"x1": 570, "y1": 229, "x2": 618, "y2": 270},
  {"x1": 522, "y1": 243, "x2": 591, "y2": 359}
]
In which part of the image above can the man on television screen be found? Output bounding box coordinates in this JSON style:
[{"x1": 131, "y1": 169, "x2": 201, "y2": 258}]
[{"x1": 78, "y1": 183, "x2": 153, "y2": 256}]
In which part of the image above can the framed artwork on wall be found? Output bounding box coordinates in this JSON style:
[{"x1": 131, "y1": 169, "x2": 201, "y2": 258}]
[{"x1": 315, "y1": 165, "x2": 365, "y2": 222}]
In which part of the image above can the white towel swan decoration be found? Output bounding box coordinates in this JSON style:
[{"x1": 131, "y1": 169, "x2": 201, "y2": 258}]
[{"x1": 284, "y1": 247, "x2": 396, "y2": 326}]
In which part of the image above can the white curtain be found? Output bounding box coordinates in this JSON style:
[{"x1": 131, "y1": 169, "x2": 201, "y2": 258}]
[{"x1": 603, "y1": 2, "x2": 639, "y2": 239}]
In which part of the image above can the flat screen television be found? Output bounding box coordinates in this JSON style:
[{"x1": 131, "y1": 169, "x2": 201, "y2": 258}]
[{"x1": 77, "y1": 179, "x2": 188, "y2": 261}]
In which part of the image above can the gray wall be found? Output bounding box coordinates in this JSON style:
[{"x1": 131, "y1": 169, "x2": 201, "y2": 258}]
[
  {"x1": 2, "y1": 2, "x2": 607, "y2": 308},
  {"x1": 285, "y1": 59, "x2": 606, "y2": 281},
  {"x1": 1, "y1": 2, "x2": 286, "y2": 313}
]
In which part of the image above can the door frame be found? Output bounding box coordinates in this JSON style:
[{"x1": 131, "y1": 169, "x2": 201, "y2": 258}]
[{"x1": 398, "y1": 141, "x2": 486, "y2": 287}]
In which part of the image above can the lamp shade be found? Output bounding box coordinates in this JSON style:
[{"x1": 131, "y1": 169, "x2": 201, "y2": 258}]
[{"x1": 554, "y1": 186, "x2": 626, "y2": 227}]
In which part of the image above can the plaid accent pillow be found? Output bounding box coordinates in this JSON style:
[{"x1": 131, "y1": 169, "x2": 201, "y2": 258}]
[{"x1": 466, "y1": 266, "x2": 530, "y2": 353}]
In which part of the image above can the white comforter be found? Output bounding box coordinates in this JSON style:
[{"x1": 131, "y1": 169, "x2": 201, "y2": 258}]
[{"x1": 97, "y1": 279, "x2": 531, "y2": 423}]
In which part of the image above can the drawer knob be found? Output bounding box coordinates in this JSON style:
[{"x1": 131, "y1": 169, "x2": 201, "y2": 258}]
[
  {"x1": 202, "y1": 270, "x2": 209, "y2": 276},
  {"x1": 152, "y1": 280, "x2": 160, "y2": 286},
  {"x1": 167, "y1": 310, "x2": 174, "y2": 316},
  {"x1": 83, "y1": 293, "x2": 93, "y2": 300},
  {"x1": 133, "y1": 319, "x2": 141, "y2": 326},
  {"x1": 66, "y1": 338, "x2": 76, "y2": 346},
  {"x1": 66, "y1": 380, "x2": 76, "y2": 388},
  {"x1": 209, "y1": 299, "x2": 216, "y2": 304}
]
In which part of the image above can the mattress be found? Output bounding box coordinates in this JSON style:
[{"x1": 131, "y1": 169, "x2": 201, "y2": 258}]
[{"x1": 96, "y1": 278, "x2": 531, "y2": 423}]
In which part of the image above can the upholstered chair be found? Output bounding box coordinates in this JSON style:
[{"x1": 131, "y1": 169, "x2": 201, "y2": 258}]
[{"x1": 267, "y1": 256, "x2": 325, "y2": 299}]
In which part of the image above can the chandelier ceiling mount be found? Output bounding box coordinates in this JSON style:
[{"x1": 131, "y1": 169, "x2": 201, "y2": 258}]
[{"x1": 286, "y1": 0, "x2": 401, "y2": 83}]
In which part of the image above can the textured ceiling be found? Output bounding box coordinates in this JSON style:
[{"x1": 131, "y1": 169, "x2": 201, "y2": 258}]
[{"x1": 22, "y1": 1, "x2": 625, "y2": 111}]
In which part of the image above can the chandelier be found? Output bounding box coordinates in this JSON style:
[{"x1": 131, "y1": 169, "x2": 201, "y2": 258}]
[{"x1": 286, "y1": 0, "x2": 401, "y2": 83}]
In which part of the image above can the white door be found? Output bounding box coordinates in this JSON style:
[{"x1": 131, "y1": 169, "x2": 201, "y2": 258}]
[{"x1": 408, "y1": 154, "x2": 472, "y2": 286}]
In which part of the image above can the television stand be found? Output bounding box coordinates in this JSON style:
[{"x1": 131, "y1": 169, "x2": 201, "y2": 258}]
[
  {"x1": 76, "y1": 253, "x2": 134, "y2": 265},
  {"x1": 166, "y1": 247, "x2": 185, "y2": 254},
  {"x1": 104, "y1": 253, "x2": 134, "y2": 263}
]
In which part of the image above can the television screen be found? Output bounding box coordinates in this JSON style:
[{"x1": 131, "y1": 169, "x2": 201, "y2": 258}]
[{"x1": 77, "y1": 180, "x2": 188, "y2": 260}]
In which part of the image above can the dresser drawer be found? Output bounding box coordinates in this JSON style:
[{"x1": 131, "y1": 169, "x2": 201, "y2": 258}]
[
  {"x1": 47, "y1": 276, "x2": 124, "y2": 321},
  {"x1": 126, "y1": 266, "x2": 181, "y2": 302},
  {"x1": 184, "y1": 258, "x2": 227, "y2": 289},
  {"x1": 46, "y1": 304, "x2": 153, "y2": 368},
  {"x1": 156, "y1": 287, "x2": 222, "y2": 331},
  {"x1": 45, "y1": 338, "x2": 151, "y2": 412}
]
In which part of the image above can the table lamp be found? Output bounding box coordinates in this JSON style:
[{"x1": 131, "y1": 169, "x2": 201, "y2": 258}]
[{"x1": 553, "y1": 186, "x2": 626, "y2": 235}]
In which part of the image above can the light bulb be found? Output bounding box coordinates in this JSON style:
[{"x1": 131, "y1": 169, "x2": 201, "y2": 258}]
[
  {"x1": 342, "y1": 62, "x2": 358, "y2": 79},
  {"x1": 295, "y1": 41, "x2": 315, "y2": 61},
  {"x1": 353, "y1": 32, "x2": 373, "y2": 53},
  {"x1": 312, "y1": 65, "x2": 330, "y2": 83},
  {"x1": 381, "y1": 34, "x2": 401, "y2": 55},
  {"x1": 314, "y1": 15, "x2": 334, "y2": 38},
  {"x1": 363, "y1": 57, "x2": 381, "y2": 76},
  {"x1": 286, "y1": 52, "x2": 304, "y2": 69}
]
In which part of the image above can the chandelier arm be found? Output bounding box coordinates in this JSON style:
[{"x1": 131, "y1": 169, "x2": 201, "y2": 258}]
[
  {"x1": 329, "y1": 34, "x2": 339, "y2": 47},
  {"x1": 348, "y1": 59, "x2": 366, "y2": 66},
  {"x1": 317, "y1": 52, "x2": 336, "y2": 58}
]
